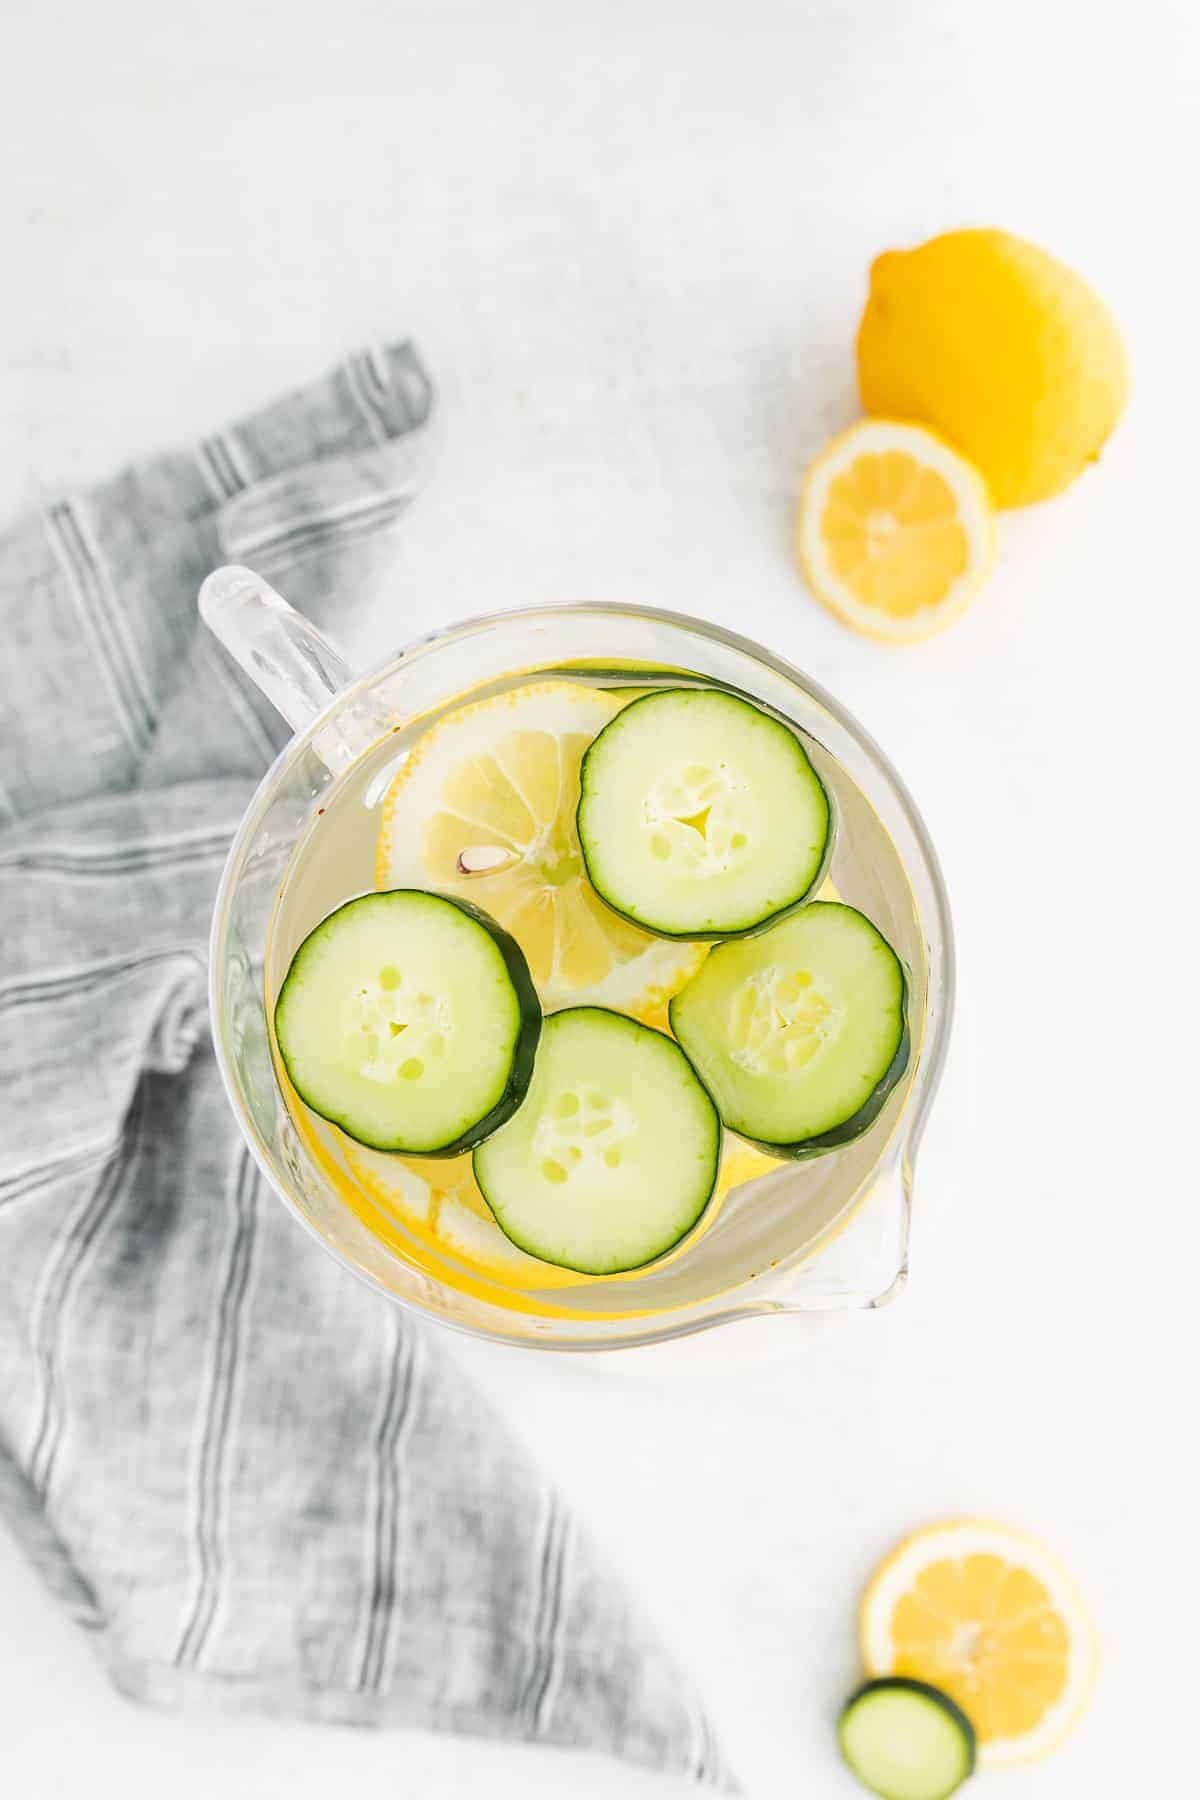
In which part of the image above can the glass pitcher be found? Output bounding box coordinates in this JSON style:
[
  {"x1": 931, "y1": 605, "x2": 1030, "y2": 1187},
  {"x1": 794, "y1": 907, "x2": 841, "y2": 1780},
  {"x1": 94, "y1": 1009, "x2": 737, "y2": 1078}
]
[{"x1": 200, "y1": 567, "x2": 954, "y2": 1353}]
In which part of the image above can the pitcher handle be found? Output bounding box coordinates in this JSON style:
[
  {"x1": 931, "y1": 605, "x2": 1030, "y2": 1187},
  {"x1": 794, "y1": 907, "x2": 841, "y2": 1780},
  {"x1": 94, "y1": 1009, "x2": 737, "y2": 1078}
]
[{"x1": 199, "y1": 564, "x2": 389, "y2": 771}]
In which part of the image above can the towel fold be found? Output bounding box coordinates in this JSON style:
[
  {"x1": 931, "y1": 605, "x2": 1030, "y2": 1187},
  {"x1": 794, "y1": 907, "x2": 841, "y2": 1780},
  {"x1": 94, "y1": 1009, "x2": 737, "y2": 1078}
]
[{"x1": 0, "y1": 343, "x2": 729, "y2": 1788}]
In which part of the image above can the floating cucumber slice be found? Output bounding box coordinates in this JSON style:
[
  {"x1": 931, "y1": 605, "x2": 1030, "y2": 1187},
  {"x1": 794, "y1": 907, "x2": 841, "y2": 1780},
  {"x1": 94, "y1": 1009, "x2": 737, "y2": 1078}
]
[
  {"x1": 668, "y1": 902, "x2": 908, "y2": 1157},
  {"x1": 473, "y1": 1007, "x2": 721, "y2": 1274},
  {"x1": 274, "y1": 890, "x2": 540, "y2": 1155},
  {"x1": 839, "y1": 1678, "x2": 975, "y2": 1800},
  {"x1": 576, "y1": 688, "x2": 832, "y2": 939}
]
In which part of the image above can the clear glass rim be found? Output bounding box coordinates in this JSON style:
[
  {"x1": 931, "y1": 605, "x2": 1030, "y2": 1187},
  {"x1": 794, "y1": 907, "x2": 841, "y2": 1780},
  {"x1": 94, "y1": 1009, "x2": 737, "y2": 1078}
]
[{"x1": 208, "y1": 601, "x2": 956, "y2": 1352}]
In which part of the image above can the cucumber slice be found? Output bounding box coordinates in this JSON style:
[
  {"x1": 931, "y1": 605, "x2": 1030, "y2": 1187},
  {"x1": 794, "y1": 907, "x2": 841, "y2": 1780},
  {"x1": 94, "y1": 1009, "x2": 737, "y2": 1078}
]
[
  {"x1": 839, "y1": 1679, "x2": 975, "y2": 1800},
  {"x1": 473, "y1": 1007, "x2": 721, "y2": 1274},
  {"x1": 668, "y1": 902, "x2": 908, "y2": 1157},
  {"x1": 577, "y1": 688, "x2": 832, "y2": 939},
  {"x1": 274, "y1": 890, "x2": 540, "y2": 1155}
]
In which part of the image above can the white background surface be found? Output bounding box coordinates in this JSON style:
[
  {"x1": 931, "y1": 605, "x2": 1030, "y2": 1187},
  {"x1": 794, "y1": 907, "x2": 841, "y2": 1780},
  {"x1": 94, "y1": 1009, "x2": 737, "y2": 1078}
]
[{"x1": 2, "y1": 3, "x2": 1197, "y2": 1796}]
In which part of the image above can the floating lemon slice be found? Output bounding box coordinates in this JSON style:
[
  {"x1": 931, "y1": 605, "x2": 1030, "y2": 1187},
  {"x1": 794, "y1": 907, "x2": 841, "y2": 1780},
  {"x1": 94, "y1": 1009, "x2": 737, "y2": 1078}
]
[
  {"x1": 342, "y1": 1131, "x2": 780, "y2": 1289},
  {"x1": 860, "y1": 1518, "x2": 1098, "y2": 1766},
  {"x1": 797, "y1": 420, "x2": 995, "y2": 643},
  {"x1": 341, "y1": 1137, "x2": 586, "y2": 1289},
  {"x1": 375, "y1": 681, "x2": 706, "y2": 1016},
  {"x1": 717, "y1": 1137, "x2": 781, "y2": 1189}
]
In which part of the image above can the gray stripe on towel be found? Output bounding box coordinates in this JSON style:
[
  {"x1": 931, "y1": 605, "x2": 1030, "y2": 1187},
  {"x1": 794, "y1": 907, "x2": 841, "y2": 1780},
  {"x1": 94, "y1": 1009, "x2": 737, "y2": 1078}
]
[
  {"x1": 26, "y1": 1081, "x2": 150, "y2": 1497},
  {"x1": 355, "y1": 1317, "x2": 420, "y2": 1693},
  {"x1": 44, "y1": 501, "x2": 157, "y2": 752},
  {"x1": 175, "y1": 1147, "x2": 260, "y2": 1670}
]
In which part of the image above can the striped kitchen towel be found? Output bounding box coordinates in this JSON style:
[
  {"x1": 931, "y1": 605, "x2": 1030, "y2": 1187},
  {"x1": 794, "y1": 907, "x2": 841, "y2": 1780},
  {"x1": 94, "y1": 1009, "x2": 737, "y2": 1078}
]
[{"x1": 0, "y1": 344, "x2": 730, "y2": 1787}]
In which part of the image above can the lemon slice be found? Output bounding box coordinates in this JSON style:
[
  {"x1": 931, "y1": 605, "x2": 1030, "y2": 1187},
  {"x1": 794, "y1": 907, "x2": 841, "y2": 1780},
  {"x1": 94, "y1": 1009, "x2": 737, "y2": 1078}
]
[
  {"x1": 376, "y1": 681, "x2": 705, "y2": 1015},
  {"x1": 718, "y1": 1137, "x2": 781, "y2": 1189},
  {"x1": 860, "y1": 1518, "x2": 1098, "y2": 1765},
  {"x1": 797, "y1": 420, "x2": 995, "y2": 643},
  {"x1": 342, "y1": 1131, "x2": 779, "y2": 1288},
  {"x1": 341, "y1": 1137, "x2": 586, "y2": 1289}
]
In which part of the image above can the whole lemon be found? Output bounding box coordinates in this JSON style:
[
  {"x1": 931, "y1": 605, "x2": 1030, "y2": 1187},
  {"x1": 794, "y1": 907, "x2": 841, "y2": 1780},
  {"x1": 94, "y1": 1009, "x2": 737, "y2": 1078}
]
[{"x1": 856, "y1": 229, "x2": 1129, "y2": 508}]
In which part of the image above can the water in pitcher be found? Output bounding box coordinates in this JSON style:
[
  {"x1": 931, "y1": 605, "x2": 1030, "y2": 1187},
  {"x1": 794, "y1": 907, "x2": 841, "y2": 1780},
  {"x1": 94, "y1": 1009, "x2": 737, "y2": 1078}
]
[{"x1": 264, "y1": 661, "x2": 927, "y2": 1323}]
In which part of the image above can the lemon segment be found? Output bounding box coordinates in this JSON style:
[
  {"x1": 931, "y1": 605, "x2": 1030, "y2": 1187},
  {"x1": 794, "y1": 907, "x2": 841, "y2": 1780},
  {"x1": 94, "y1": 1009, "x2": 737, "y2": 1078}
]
[
  {"x1": 860, "y1": 1518, "x2": 1099, "y2": 1766},
  {"x1": 376, "y1": 681, "x2": 705, "y2": 1015},
  {"x1": 797, "y1": 420, "x2": 995, "y2": 643}
]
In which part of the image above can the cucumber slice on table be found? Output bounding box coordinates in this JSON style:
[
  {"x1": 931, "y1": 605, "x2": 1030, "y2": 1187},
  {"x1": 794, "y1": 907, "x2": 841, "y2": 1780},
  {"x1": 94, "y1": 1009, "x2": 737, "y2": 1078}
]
[
  {"x1": 274, "y1": 890, "x2": 540, "y2": 1155},
  {"x1": 839, "y1": 1679, "x2": 975, "y2": 1800},
  {"x1": 577, "y1": 688, "x2": 832, "y2": 939},
  {"x1": 669, "y1": 902, "x2": 908, "y2": 1157},
  {"x1": 473, "y1": 1007, "x2": 721, "y2": 1274}
]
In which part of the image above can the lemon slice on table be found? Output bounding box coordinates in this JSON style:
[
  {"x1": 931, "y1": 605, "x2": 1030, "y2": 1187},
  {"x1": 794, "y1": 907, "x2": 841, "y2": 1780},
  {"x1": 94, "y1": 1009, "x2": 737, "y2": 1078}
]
[
  {"x1": 375, "y1": 681, "x2": 706, "y2": 1017},
  {"x1": 797, "y1": 420, "x2": 995, "y2": 643},
  {"x1": 860, "y1": 1518, "x2": 1098, "y2": 1765}
]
